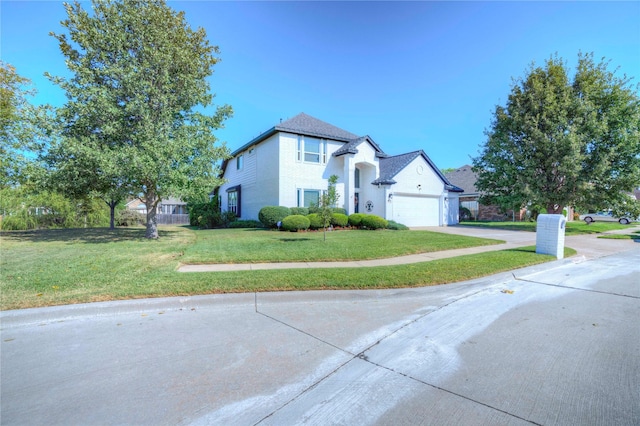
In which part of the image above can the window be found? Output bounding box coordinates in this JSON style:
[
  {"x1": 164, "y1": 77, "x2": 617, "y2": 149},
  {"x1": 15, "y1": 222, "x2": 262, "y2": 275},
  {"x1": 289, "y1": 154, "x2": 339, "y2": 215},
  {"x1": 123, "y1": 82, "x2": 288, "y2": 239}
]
[
  {"x1": 304, "y1": 138, "x2": 320, "y2": 163},
  {"x1": 304, "y1": 190, "x2": 320, "y2": 207},
  {"x1": 228, "y1": 191, "x2": 237, "y2": 215},
  {"x1": 226, "y1": 185, "x2": 241, "y2": 217},
  {"x1": 160, "y1": 204, "x2": 187, "y2": 215},
  {"x1": 297, "y1": 137, "x2": 302, "y2": 161},
  {"x1": 236, "y1": 154, "x2": 243, "y2": 170},
  {"x1": 298, "y1": 189, "x2": 323, "y2": 207},
  {"x1": 354, "y1": 168, "x2": 360, "y2": 189},
  {"x1": 322, "y1": 140, "x2": 327, "y2": 163}
]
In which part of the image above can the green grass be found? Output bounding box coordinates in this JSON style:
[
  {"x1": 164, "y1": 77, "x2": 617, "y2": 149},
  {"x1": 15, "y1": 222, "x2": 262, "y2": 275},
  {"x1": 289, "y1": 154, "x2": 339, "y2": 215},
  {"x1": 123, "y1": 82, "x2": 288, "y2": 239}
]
[
  {"x1": 460, "y1": 220, "x2": 637, "y2": 235},
  {"x1": 181, "y1": 228, "x2": 503, "y2": 263},
  {"x1": 598, "y1": 231, "x2": 640, "y2": 240},
  {"x1": 1, "y1": 227, "x2": 574, "y2": 310}
]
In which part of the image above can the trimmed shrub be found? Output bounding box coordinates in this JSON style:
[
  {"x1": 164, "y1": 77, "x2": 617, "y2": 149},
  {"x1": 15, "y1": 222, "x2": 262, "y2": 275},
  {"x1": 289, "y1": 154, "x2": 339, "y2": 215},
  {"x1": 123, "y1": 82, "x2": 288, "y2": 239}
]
[
  {"x1": 228, "y1": 220, "x2": 262, "y2": 229},
  {"x1": 188, "y1": 200, "x2": 236, "y2": 228},
  {"x1": 290, "y1": 207, "x2": 309, "y2": 216},
  {"x1": 459, "y1": 207, "x2": 472, "y2": 220},
  {"x1": 258, "y1": 206, "x2": 291, "y2": 228},
  {"x1": 361, "y1": 214, "x2": 388, "y2": 230},
  {"x1": 281, "y1": 215, "x2": 310, "y2": 232},
  {"x1": 331, "y1": 213, "x2": 348, "y2": 227},
  {"x1": 307, "y1": 213, "x2": 324, "y2": 230},
  {"x1": 116, "y1": 209, "x2": 145, "y2": 226},
  {"x1": 386, "y1": 220, "x2": 409, "y2": 230},
  {"x1": 332, "y1": 207, "x2": 347, "y2": 215},
  {"x1": 348, "y1": 213, "x2": 367, "y2": 228}
]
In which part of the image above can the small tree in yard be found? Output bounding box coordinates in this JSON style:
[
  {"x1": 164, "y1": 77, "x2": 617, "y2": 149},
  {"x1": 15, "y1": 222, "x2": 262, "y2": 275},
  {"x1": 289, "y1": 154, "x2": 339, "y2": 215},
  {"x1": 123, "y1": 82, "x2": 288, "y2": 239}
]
[
  {"x1": 47, "y1": 0, "x2": 231, "y2": 238},
  {"x1": 317, "y1": 175, "x2": 339, "y2": 241}
]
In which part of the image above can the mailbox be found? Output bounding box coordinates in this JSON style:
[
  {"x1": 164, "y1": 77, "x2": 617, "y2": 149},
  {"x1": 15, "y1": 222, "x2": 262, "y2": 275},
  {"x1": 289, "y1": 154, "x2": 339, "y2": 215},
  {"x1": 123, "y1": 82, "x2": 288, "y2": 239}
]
[{"x1": 536, "y1": 214, "x2": 567, "y2": 259}]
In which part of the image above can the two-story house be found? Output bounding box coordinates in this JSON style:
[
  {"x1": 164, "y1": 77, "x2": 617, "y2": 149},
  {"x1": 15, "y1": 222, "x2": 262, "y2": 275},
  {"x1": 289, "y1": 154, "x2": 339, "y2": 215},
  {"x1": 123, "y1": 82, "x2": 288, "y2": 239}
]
[{"x1": 215, "y1": 113, "x2": 462, "y2": 227}]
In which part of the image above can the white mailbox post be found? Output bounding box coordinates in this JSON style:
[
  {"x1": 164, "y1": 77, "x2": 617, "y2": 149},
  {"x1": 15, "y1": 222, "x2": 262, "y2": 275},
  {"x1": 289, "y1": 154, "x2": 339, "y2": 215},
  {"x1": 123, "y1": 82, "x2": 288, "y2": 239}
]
[{"x1": 536, "y1": 214, "x2": 567, "y2": 259}]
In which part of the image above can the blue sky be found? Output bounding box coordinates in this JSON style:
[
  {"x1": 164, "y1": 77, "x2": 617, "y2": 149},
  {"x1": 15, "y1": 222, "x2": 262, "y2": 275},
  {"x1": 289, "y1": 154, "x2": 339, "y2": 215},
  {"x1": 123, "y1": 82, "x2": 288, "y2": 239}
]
[{"x1": 2, "y1": 1, "x2": 639, "y2": 169}]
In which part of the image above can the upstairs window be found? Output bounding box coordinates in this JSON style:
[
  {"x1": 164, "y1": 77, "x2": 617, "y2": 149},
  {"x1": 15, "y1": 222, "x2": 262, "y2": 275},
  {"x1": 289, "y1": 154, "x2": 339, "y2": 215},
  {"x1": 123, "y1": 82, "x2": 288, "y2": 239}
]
[
  {"x1": 236, "y1": 154, "x2": 243, "y2": 170},
  {"x1": 322, "y1": 140, "x2": 328, "y2": 163},
  {"x1": 304, "y1": 138, "x2": 320, "y2": 163}
]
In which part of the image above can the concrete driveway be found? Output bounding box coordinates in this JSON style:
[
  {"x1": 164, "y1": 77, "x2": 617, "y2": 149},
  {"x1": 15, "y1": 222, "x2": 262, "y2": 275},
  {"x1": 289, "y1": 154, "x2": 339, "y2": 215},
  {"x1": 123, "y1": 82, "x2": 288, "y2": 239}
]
[{"x1": 1, "y1": 229, "x2": 639, "y2": 425}]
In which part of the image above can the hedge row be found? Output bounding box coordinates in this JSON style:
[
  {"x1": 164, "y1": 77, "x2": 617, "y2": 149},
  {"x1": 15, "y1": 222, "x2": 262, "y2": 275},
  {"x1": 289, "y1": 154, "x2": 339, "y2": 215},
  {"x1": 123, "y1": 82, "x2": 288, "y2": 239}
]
[
  {"x1": 258, "y1": 206, "x2": 351, "y2": 230},
  {"x1": 259, "y1": 206, "x2": 403, "y2": 232}
]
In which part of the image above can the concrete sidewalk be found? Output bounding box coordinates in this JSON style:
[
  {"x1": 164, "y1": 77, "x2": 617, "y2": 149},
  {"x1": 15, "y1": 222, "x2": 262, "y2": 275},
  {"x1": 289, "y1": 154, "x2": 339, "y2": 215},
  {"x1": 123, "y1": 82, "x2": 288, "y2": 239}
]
[
  {"x1": 2, "y1": 245, "x2": 638, "y2": 425},
  {"x1": 178, "y1": 225, "x2": 638, "y2": 272}
]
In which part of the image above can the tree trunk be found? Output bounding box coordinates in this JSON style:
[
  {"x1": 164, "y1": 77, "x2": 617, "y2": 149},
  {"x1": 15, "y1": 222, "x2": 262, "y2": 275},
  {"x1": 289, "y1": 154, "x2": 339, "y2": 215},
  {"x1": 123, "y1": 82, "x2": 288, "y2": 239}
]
[
  {"x1": 104, "y1": 198, "x2": 120, "y2": 230},
  {"x1": 109, "y1": 201, "x2": 116, "y2": 230},
  {"x1": 145, "y1": 193, "x2": 159, "y2": 239},
  {"x1": 546, "y1": 203, "x2": 563, "y2": 215}
]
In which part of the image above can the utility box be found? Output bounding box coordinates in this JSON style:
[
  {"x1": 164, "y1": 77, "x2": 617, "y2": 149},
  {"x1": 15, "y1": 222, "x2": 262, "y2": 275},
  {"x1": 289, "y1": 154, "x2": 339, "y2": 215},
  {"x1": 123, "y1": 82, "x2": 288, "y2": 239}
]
[{"x1": 536, "y1": 214, "x2": 567, "y2": 259}]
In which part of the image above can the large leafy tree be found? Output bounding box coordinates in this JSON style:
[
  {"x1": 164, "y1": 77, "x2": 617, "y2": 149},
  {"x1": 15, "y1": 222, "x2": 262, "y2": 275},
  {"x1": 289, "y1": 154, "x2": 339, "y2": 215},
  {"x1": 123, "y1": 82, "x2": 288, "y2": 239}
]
[
  {"x1": 48, "y1": 0, "x2": 231, "y2": 238},
  {"x1": 473, "y1": 53, "x2": 640, "y2": 217}
]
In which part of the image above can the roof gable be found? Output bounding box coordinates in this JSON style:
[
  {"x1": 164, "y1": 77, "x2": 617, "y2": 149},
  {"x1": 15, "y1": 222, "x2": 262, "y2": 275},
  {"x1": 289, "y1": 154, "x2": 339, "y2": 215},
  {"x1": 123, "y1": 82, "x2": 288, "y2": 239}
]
[
  {"x1": 332, "y1": 135, "x2": 388, "y2": 158},
  {"x1": 372, "y1": 150, "x2": 463, "y2": 192},
  {"x1": 372, "y1": 151, "x2": 421, "y2": 185}
]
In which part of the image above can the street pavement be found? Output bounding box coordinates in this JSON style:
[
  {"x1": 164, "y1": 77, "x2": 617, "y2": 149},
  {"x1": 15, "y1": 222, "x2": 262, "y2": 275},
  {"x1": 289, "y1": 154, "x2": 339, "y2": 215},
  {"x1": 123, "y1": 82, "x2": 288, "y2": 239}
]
[{"x1": 1, "y1": 227, "x2": 639, "y2": 425}]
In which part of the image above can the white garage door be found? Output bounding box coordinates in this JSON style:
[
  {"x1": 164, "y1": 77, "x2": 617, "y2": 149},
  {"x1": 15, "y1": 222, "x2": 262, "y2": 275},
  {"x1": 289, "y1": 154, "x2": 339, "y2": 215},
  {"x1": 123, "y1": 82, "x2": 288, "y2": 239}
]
[{"x1": 392, "y1": 195, "x2": 440, "y2": 227}]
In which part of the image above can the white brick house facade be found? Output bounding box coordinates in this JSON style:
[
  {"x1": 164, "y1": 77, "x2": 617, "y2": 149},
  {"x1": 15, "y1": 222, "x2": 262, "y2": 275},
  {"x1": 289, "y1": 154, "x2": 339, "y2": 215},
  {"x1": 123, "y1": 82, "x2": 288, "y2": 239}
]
[{"x1": 216, "y1": 113, "x2": 462, "y2": 227}]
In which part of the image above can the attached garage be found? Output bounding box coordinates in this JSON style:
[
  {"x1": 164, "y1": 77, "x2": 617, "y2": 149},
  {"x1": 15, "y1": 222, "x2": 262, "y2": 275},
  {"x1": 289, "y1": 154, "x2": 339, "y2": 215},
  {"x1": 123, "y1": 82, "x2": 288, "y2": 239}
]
[{"x1": 391, "y1": 193, "x2": 441, "y2": 227}]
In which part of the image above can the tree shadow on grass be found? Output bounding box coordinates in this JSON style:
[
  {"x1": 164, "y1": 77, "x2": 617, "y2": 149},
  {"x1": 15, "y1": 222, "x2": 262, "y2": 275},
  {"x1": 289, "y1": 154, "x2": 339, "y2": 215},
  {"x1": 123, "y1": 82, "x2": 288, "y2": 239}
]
[
  {"x1": 0, "y1": 227, "x2": 184, "y2": 244},
  {"x1": 277, "y1": 238, "x2": 313, "y2": 242}
]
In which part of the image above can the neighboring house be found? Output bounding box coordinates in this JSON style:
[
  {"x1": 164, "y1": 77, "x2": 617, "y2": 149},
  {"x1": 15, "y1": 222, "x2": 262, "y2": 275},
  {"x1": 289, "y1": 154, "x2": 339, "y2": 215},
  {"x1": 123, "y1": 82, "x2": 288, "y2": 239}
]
[
  {"x1": 125, "y1": 197, "x2": 189, "y2": 225},
  {"x1": 445, "y1": 165, "x2": 577, "y2": 221},
  {"x1": 443, "y1": 165, "x2": 483, "y2": 220},
  {"x1": 215, "y1": 113, "x2": 463, "y2": 227}
]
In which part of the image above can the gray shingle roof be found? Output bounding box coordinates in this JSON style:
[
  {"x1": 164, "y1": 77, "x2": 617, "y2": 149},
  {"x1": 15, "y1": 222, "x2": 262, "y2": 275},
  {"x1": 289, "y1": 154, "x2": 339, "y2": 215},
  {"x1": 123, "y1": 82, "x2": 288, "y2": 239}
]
[
  {"x1": 276, "y1": 113, "x2": 359, "y2": 141},
  {"x1": 230, "y1": 113, "x2": 358, "y2": 157},
  {"x1": 372, "y1": 151, "x2": 421, "y2": 185},
  {"x1": 332, "y1": 135, "x2": 388, "y2": 158},
  {"x1": 372, "y1": 151, "x2": 463, "y2": 192},
  {"x1": 444, "y1": 165, "x2": 479, "y2": 194}
]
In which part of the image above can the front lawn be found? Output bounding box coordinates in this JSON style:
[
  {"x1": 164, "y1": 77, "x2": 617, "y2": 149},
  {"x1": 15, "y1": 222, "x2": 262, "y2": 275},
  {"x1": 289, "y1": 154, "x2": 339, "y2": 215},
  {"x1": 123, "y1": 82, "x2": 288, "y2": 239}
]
[
  {"x1": 1, "y1": 226, "x2": 573, "y2": 310},
  {"x1": 459, "y1": 220, "x2": 637, "y2": 235},
  {"x1": 181, "y1": 228, "x2": 503, "y2": 264}
]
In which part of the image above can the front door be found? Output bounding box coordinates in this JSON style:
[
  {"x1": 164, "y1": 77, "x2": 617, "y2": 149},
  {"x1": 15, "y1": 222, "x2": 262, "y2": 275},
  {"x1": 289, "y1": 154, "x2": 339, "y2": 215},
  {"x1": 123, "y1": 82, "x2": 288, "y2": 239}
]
[{"x1": 354, "y1": 192, "x2": 359, "y2": 213}]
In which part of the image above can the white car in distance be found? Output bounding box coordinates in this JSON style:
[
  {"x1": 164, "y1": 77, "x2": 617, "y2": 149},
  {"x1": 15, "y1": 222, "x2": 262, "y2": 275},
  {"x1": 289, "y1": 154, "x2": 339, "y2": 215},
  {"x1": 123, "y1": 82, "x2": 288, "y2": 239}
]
[{"x1": 579, "y1": 211, "x2": 635, "y2": 225}]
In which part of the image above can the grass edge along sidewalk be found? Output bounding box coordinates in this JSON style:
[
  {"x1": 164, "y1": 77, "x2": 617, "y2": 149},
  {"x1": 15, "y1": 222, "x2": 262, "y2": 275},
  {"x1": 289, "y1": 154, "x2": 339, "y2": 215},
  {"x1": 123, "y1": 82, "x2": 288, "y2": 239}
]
[
  {"x1": 2, "y1": 227, "x2": 574, "y2": 310},
  {"x1": 459, "y1": 220, "x2": 637, "y2": 235}
]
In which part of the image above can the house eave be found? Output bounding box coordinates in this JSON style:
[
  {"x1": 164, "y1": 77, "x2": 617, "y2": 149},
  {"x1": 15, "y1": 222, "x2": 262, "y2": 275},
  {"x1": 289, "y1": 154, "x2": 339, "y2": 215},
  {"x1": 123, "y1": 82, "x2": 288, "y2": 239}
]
[
  {"x1": 371, "y1": 178, "x2": 396, "y2": 185},
  {"x1": 446, "y1": 185, "x2": 465, "y2": 193}
]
